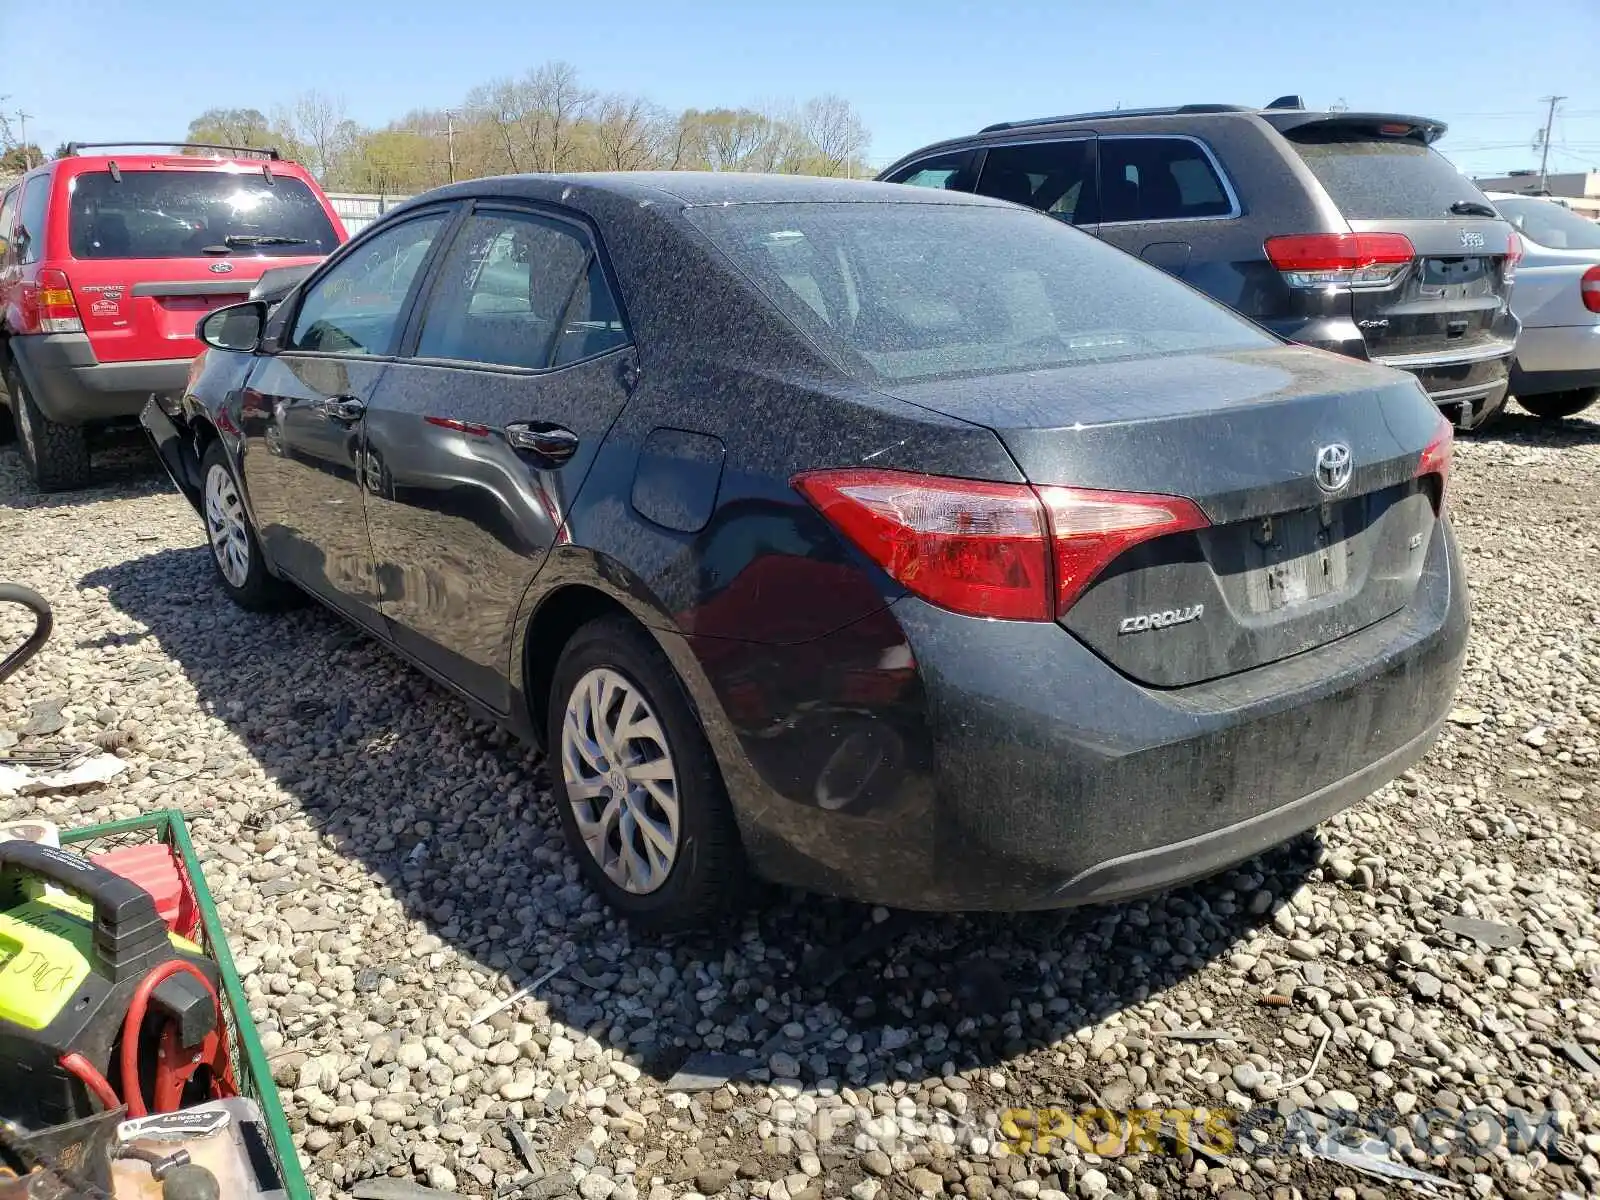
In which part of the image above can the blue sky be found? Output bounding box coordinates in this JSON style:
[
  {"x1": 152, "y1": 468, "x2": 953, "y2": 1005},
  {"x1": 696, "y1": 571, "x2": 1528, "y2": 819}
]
[{"x1": 5, "y1": 0, "x2": 1598, "y2": 180}]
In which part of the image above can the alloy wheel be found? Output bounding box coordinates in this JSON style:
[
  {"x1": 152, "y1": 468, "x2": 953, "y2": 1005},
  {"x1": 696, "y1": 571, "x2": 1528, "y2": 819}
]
[
  {"x1": 204, "y1": 462, "x2": 251, "y2": 588},
  {"x1": 560, "y1": 667, "x2": 681, "y2": 895}
]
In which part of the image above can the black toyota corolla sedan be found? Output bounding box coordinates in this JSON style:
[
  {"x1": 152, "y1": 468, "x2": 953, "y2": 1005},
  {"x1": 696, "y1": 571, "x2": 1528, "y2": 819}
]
[{"x1": 143, "y1": 172, "x2": 1468, "y2": 930}]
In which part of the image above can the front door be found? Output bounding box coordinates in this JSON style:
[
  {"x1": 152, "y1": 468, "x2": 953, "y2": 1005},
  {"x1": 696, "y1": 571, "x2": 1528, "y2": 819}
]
[
  {"x1": 238, "y1": 210, "x2": 452, "y2": 630},
  {"x1": 361, "y1": 204, "x2": 633, "y2": 709}
]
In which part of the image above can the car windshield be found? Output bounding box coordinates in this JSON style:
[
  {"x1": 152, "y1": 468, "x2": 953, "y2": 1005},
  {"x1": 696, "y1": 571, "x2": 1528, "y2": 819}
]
[
  {"x1": 67, "y1": 169, "x2": 341, "y2": 260},
  {"x1": 687, "y1": 201, "x2": 1273, "y2": 384},
  {"x1": 1492, "y1": 196, "x2": 1600, "y2": 251}
]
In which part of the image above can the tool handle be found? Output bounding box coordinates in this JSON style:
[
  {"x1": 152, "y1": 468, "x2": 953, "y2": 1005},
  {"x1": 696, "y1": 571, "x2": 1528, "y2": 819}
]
[
  {"x1": 0, "y1": 842, "x2": 170, "y2": 980},
  {"x1": 0, "y1": 583, "x2": 52, "y2": 685}
]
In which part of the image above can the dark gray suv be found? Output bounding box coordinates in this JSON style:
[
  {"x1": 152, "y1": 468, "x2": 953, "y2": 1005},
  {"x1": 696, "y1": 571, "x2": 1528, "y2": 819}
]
[{"x1": 881, "y1": 99, "x2": 1523, "y2": 429}]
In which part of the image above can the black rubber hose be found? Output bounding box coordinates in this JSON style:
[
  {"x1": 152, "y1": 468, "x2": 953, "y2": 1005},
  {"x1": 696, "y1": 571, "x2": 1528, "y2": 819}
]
[{"x1": 0, "y1": 583, "x2": 52, "y2": 686}]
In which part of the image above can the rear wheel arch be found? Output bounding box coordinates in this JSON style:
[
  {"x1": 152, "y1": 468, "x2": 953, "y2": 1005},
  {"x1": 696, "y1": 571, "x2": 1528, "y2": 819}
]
[{"x1": 522, "y1": 585, "x2": 639, "y2": 749}]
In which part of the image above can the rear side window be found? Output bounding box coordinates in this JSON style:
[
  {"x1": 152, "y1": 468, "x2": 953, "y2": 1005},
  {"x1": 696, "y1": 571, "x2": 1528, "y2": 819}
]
[
  {"x1": 689, "y1": 202, "x2": 1272, "y2": 384},
  {"x1": 1493, "y1": 196, "x2": 1600, "y2": 251},
  {"x1": 415, "y1": 210, "x2": 622, "y2": 370},
  {"x1": 16, "y1": 178, "x2": 48, "y2": 264},
  {"x1": 975, "y1": 141, "x2": 1097, "y2": 224},
  {"x1": 66, "y1": 170, "x2": 341, "y2": 260},
  {"x1": 1098, "y1": 137, "x2": 1234, "y2": 223},
  {"x1": 1287, "y1": 133, "x2": 1490, "y2": 221},
  {"x1": 886, "y1": 151, "x2": 979, "y2": 193}
]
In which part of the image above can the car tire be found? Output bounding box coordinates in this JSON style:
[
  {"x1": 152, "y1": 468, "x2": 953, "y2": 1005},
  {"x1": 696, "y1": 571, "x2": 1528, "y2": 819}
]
[
  {"x1": 1518, "y1": 388, "x2": 1599, "y2": 420},
  {"x1": 200, "y1": 440, "x2": 299, "y2": 611},
  {"x1": 7, "y1": 364, "x2": 89, "y2": 491},
  {"x1": 547, "y1": 615, "x2": 746, "y2": 932}
]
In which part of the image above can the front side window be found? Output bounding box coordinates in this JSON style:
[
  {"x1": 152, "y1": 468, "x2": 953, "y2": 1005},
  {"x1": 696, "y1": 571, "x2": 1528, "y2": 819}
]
[
  {"x1": 689, "y1": 201, "x2": 1272, "y2": 385},
  {"x1": 16, "y1": 178, "x2": 49, "y2": 265},
  {"x1": 1098, "y1": 137, "x2": 1234, "y2": 223},
  {"x1": 1493, "y1": 196, "x2": 1600, "y2": 251},
  {"x1": 289, "y1": 214, "x2": 447, "y2": 356},
  {"x1": 886, "y1": 151, "x2": 979, "y2": 193},
  {"x1": 416, "y1": 210, "x2": 622, "y2": 370},
  {"x1": 0, "y1": 188, "x2": 18, "y2": 262},
  {"x1": 975, "y1": 141, "x2": 1097, "y2": 223},
  {"x1": 67, "y1": 170, "x2": 341, "y2": 260}
]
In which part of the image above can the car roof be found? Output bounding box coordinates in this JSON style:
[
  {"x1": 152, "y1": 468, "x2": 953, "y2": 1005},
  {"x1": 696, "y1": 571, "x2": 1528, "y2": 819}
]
[{"x1": 404, "y1": 171, "x2": 1012, "y2": 214}]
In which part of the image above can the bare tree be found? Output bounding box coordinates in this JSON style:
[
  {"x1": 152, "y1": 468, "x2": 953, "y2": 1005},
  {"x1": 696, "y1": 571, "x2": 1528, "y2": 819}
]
[
  {"x1": 526, "y1": 62, "x2": 594, "y2": 171},
  {"x1": 594, "y1": 95, "x2": 661, "y2": 171},
  {"x1": 799, "y1": 95, "x2": 870, "y2": 176},
  {"x1": 467, "y1": 80, "x2": 527, "y2": 172},
  {"x1": 288, "y1": 90, "x2": 357, "y2": 181}
]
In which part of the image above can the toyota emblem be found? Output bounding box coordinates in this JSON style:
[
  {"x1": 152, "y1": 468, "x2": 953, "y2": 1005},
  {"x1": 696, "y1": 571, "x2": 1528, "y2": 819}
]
[
  {"x1": 209, "y1": 261, "x2": 234, "y2": 274},
  {"x1": 1315, "y1": 443, "x2": 1353, "y2": 493}
]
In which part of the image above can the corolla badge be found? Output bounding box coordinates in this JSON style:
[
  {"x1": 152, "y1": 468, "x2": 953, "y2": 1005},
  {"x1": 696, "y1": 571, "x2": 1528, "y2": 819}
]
[{"x1": 1315, "y1": 442, "x2": 1353, "y2": 493}]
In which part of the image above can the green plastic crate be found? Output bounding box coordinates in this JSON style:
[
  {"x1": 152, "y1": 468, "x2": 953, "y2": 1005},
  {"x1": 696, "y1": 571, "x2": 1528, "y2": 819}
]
[{"x1": 59, "y1": 809, "x2": 311, "y2": 1200}]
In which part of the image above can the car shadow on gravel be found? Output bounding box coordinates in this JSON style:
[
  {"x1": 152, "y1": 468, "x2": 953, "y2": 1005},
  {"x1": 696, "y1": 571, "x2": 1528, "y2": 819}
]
[
  {"x1": 1471, "y1": 407, "x2": 1600, "y2": 447},
  {"x1": 85, "y1": 544, "x2": 1318, "y2": 1089},
  {"x1": 0, "y1": 431, "x2": 167, "y2": 510}
]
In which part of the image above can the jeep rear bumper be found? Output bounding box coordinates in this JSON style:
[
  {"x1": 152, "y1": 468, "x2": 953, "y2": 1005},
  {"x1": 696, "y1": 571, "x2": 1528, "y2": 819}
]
[{"x1": 8, "y1": 334, "x2": 190, "y2": 426}]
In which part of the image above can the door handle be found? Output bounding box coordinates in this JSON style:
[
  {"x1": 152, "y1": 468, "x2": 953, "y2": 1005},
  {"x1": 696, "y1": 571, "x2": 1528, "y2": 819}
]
[
  {"x1": 505, "y1": 422, "x2": 579, "y2": 465},
  {"x1": 320, "y1": 395, "x2": 366, "y2": 423}
]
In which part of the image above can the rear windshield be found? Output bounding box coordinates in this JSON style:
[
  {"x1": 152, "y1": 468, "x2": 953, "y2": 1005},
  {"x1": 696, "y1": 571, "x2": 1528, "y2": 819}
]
[
  {"x1": 67, "y1": 169, "x2": 340, "y2": 260},
  {"x1": 687, "y1": 202, "x2": 1272, "y2": 384},
  {"x1": 1287, "y1": 132, "x2": 1492, "y2": 222},
  {"x1": 1493, "y1": 196, "x2": 1600, "y2": 251}
]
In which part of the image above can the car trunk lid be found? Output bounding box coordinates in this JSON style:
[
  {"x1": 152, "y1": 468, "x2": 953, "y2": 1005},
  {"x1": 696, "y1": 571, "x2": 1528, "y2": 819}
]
[{"x1": 885, "y1": 345, "x2": 1447, "y2": 688}]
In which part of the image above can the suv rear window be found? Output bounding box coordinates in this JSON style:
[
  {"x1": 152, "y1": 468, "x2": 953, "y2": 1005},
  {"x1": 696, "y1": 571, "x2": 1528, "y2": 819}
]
[
  {"x1": 67, "y1": 170, "x2": 340, "y2": 260},
  {"x1": 689, "y1": 201, "x2": 1272, "y2": 384},
  {"x1": 1286, "y1": 131, "x2": 1491, "y2": 222}
]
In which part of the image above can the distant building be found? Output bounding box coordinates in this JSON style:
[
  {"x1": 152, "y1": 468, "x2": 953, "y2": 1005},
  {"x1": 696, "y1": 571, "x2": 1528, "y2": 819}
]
[{"x1": 1473, "y1": 170, "x2": 1600, "y2": 219}]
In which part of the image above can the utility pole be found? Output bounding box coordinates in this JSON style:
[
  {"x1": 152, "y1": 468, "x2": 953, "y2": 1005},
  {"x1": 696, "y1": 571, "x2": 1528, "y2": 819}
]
[
  {"x1": 442, "y1": 110, "x2": 457, "y2": 184},
  {"x1": 1537, "y1": 95, "x2": 1566, "y2": 192},
  {"x1": 16, "y1": 110, "x2": 33, "y2": 167}
]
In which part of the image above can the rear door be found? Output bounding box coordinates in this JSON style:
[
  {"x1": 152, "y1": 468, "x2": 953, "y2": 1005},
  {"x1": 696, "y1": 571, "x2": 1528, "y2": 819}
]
[
  {"x1": 360, "y1": 202, "x2": 634, "y2": 708},
  {"x1": 60, "y1": 164, "x2": 342, "y2": 365},
  {"x1": 239, "y1": 209, "x2": 453, "y2": 631},
  {"x1": 1278, "y1": 124, "x2": 1517, "y2": 367}
]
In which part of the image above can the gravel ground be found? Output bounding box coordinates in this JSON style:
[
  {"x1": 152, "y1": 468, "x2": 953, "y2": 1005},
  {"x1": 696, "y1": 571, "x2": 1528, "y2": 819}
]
[{"x1": 2, "y1": 413, "x2": 1599, "y2": 1200}]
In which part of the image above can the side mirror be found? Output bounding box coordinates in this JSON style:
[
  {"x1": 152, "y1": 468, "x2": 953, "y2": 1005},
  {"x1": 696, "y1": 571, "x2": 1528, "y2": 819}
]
[{"x1": 197, "y1": 301, "x2": 268, "y2": 353}]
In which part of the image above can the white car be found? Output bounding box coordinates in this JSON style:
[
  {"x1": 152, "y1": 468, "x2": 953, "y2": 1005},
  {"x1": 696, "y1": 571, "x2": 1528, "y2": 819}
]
[{"x1": 1485, "y1": 192, "x2": 1600, "y2": 420}]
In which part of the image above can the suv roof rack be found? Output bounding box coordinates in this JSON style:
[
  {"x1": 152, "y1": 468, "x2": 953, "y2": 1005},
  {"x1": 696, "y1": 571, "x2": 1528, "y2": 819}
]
[
  {"x1": 63, "y1": 141, "x2": 282, "y2": 161},
  {"x1": 980, "y1": 103, "x2": 1252, "y2": 134}
]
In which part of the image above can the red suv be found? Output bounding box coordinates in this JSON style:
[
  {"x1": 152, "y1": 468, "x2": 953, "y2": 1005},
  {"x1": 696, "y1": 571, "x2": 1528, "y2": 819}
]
[{"x1": 0, "y1": 142, "x2": 346, "y2": 490}]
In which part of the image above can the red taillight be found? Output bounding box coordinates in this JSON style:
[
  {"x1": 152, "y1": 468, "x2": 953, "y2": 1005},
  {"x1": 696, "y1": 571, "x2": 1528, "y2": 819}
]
[
  {"x1": 1416, "y1": 416, "x2": 1453, "y2": 516},
  {"x1": 1264, "y1": 232, "x2": 1415, "y2": 290},
  {"x1": 1505, "y1": 231, "x2": 1523, "y2": 283},
  {"x1": 1582, "y1": 265, "x2": 1600, "y2": 315},
  {"x1": 1038, "y1": 487, "x2": 1210, "y2": 613},
  {"x1": 792, "y1": 468, "x2": 1209, "y2": 621},
  {"x1": 19, "y1": 268, "x2": 84, "y2": 334}
]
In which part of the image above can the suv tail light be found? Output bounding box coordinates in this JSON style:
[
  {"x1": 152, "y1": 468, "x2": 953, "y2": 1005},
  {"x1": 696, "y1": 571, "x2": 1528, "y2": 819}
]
[
  {"x1": 1264, "y1": 232, "x2": 1415, "y2": 290},
  {"x1": 792, "y1": 468, "x2": 1209, "y2": 621},
  {"x1": 1505, "y1": 231, "x2": 1523, "y2": 283},
  {"x1": 1583, "y1": 265, "x2": 1600, "y2": 315},
  {"x1": 20, "y1": 268, "x2": 85, "y2": 335},
  {"x1": 1416, "y1": 415, "x2": 1453, "y2": 516}
]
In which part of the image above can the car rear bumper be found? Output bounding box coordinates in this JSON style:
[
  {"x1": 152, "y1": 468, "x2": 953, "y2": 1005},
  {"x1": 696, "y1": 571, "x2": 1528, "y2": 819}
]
[
  {"x1": 1511, "y1": 325, "x2": 1600, "y2": 395},
  {"x1": 139, "y1": 398, "x2": 204, "y2": 510},
  {"x1": 7, "y1": 334, "x2": 191, "y2": 426},
  {"x1": 701, "y1": 519, "x2": 1467, "y2": 911}
]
